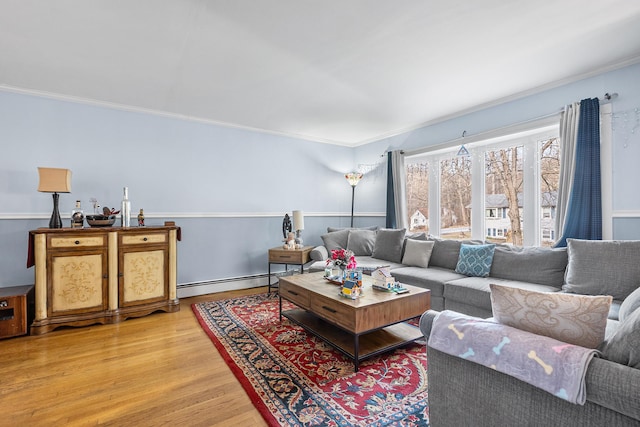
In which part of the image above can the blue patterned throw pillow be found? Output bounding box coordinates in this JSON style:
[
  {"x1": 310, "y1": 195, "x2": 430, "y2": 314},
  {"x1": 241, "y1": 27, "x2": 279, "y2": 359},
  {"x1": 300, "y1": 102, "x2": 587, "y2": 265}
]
[{"x1": 455, "y1": 244, "x2": 496, "y2": 277}]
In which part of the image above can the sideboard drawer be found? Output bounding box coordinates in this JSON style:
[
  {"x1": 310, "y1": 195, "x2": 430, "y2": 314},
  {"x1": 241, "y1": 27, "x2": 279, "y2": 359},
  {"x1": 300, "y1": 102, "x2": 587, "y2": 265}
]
[
  {"x1": 49, "y1": 235, "x2": 105, "y2": 248},
  {"x1": 279, "y1": 282, "x2": 310, "y2": 309},
  {"x1": 121, "y1": 233, "x2": 167, "y2": 245}
]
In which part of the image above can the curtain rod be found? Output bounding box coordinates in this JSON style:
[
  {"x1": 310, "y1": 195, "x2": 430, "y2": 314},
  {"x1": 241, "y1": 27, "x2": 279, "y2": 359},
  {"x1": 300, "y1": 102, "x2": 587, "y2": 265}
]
[{"x1": 383, "y1": 92, "x2": 618, "y2": 158}]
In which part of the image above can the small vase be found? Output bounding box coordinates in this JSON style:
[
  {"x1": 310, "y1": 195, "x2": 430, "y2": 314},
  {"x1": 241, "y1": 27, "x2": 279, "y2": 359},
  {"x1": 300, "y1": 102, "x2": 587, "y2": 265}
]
[{"x1": 331, "y1": 265, "x2": 342, "y2": 278}]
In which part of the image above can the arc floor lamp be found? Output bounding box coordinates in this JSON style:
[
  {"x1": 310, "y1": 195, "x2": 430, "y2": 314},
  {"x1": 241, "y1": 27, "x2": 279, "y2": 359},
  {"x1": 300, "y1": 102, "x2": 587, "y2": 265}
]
[{"x1": 345, "y1": 172, "x2": 363, "y2": 227}]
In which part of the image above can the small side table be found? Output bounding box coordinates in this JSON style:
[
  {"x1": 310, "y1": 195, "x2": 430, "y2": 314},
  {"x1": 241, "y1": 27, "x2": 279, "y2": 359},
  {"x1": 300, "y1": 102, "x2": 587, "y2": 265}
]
[
  {"x1": 268, "y1": 246, "x2": 313, "y2": 293},
  {"x1": 0, "y1": 285, "x2": 35, "y2": 339}
]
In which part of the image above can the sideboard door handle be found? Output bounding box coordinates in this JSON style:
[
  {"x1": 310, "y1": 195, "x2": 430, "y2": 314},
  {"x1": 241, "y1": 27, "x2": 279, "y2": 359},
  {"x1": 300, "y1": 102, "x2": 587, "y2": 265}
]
[
  {"x1": 75, "y1": 240, "x2": 80, "y2": 245},
  {"x1": 143, "y1": 237, "x2": 148, "y2": 241},
  {"x1": 322, "y1": 306, "x2": 337, "y2": 313}
]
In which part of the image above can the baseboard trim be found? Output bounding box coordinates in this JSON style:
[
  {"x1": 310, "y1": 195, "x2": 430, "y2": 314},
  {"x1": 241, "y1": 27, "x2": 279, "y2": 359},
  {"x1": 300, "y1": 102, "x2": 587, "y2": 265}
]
[{"x1": 177, "y1": 274, "x2": 271, "y2": 298}]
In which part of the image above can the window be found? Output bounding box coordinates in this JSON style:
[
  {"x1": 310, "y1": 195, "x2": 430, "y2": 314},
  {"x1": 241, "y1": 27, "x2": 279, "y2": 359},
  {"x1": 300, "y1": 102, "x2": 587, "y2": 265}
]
[
  {"x1": 405, "y1": 123, "x2": 559, "y2": 247},
  {"x1": 485, "y1": 145, "x2": 523, "y2": 245},
  {"x1": 406, "y1": 163, "x2": 430, "y2": 232},
  {"x1": 440, "y1": 156, "x2": 471, "y2": 239}
]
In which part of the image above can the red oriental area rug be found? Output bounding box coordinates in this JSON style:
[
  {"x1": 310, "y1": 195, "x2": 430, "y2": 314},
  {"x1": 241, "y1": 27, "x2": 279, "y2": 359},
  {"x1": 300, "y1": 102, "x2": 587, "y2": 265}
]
[{"x1": 192, "y1": 292, "x2": 429, "y2": 426}]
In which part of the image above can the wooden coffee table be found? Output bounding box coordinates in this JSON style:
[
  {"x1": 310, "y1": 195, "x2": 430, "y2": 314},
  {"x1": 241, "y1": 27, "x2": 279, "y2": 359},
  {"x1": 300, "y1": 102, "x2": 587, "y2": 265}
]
[{"x1": 278, "y1": 272, "x2": 431, "y2": 371}]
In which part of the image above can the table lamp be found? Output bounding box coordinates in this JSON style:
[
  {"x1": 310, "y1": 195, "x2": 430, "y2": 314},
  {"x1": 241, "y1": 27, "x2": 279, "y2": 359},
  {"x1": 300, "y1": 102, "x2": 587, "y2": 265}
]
[
  {"x1": 293, "y1": 210, "x2": 304, "y2": 245},
  {"x1": 37, "y1": 167, "x2": 72, "y2": 228}
]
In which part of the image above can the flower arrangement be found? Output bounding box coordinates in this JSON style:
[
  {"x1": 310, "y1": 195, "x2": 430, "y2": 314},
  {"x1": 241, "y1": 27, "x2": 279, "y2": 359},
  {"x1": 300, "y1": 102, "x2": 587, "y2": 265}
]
[{"x1": 327, "y1": 248, "x2": 357, "y2": 270}]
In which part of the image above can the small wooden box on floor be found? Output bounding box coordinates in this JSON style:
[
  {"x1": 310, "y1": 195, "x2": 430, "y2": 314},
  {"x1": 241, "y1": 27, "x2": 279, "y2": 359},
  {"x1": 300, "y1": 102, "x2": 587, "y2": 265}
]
[
  {"x1": 0, "y1": 285, "x2": 34, "y2": 339},
  {"x1": 28, "y1": 225, "x2": 180, "y2": 335}
]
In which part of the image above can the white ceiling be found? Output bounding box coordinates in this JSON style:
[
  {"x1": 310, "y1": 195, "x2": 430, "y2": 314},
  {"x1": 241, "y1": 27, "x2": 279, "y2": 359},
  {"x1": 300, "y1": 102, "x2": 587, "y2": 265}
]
[{"x1": 2, "y1": 1, "x2": 640, "y2": 146}]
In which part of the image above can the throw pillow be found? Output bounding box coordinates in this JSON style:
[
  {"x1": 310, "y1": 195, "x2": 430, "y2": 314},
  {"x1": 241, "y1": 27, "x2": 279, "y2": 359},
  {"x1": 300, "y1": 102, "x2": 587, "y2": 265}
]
[
  {"x1": 490, "y1": 284, "x2": 612, "y2": 349},
  {"x1": 321, "y1": 229, "x2": 350, "y2": 251},
  {"x1": 599, "y1": 306, "x2": 640, "y2": 368},
  {"x1": 428, "y1": 237, "x2": 462, "y2": 269},
  {"x1": 346, "y1": 229, "x2": 376, "y2": 256},
  {"x1": 401, "y1": 239, "x2": 435, "y2": 268},
  {"x1": 619, "y1": 286, "x2": 640, "y2": 322},
  {"x1": 490, "y1": 245, "x2": 568, "y2": 288},
  {"x1": 455, "y1": 244, "x2": 496, "y2": 277},
  {"x1": 564, "y1": 238, "x2": 640, "y2": 301},
  {"x1": 372, "y1": 228, "x2": 406, "y2": 263}
]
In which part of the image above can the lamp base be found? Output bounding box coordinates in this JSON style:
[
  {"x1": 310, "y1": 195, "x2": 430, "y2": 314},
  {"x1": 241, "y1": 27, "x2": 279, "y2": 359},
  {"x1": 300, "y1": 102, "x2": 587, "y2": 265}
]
[
  {"x1": 49, "y1": 192, "x2": 63, "y2": 229},
  {"x1": 295, "y1": 230, "x2": 303, "y2": 246}
]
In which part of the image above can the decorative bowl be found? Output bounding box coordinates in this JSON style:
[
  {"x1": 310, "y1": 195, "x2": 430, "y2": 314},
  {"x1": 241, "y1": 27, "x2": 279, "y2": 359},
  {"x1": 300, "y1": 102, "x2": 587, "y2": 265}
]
[{"x1": 86, "y1": 214, "x2": 117, "y2": 227}]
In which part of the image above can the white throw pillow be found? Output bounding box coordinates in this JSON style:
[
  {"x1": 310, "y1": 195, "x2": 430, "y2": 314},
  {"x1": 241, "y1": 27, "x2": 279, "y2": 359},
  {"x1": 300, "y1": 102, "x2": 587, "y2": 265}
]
[
  {"x1": 401, "y1": 239, "x2": 435, "y2": 268},
  {"x1": 490, "y1": 284, "x2": 612, "y2": 349}
]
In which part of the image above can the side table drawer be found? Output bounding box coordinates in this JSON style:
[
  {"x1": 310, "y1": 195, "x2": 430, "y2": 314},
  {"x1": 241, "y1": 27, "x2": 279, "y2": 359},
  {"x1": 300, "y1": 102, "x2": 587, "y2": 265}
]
[
  {"x1": 311, "y1": 295, "x2": 355, "y2": 330},
  {"x1": 279, "y1": 282, "x2": 310, "y2": 309},
  {"x1": 270, "y1": 250, "x2": 303, "y2": 264}
]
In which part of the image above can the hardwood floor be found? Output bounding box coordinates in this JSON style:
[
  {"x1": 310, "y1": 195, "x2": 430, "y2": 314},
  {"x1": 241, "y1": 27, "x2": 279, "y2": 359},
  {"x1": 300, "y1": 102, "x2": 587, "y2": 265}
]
[{"x1": 0, "y1": 287, "x2": 270, "y2": 427}]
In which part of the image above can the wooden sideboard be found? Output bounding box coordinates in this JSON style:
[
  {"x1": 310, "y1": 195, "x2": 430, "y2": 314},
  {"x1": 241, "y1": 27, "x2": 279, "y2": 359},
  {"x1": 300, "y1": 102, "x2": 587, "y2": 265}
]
[{"x1": 28, "y1": 226, "x2": 180, "y2": 335}]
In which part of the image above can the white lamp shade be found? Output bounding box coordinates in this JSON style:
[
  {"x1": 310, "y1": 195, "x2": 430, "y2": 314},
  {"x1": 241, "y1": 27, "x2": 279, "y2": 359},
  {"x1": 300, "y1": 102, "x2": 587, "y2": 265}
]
[
  {"x1": 292, "y1": 210, "x2": 305, "y2": 230},
  {"x1": 345, "y1": 172, "x2": 363, "y2": 187},
  {"x1": 37, "y1": 167, "x2": 72, "y2": 193}
]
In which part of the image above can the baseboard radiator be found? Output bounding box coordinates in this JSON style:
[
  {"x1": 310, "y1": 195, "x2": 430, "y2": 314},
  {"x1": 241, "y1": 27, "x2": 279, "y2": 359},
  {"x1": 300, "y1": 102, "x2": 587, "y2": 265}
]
[{"x1": 176, "y1": 268, "x2": 301, "y2": 298}]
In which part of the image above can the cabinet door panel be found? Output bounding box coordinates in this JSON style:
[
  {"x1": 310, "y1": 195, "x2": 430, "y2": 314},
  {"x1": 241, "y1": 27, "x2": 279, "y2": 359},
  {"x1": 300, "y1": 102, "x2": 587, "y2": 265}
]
[
  {"x1": 50, "y1": 253, "x2": 106, "y2": 314},
  {"x1": 122, "y1": 249, "x2": 167, "y2": 304}
]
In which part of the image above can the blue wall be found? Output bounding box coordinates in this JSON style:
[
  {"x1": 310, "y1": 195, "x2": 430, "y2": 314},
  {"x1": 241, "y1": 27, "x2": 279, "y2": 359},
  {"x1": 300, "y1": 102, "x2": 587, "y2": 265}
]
[
  {"x1": 0, "y1": 91, "x2": 385, "y2": 288},
  {"x1": 2, "y1": 62, "x2": 640, "y2": 289}
]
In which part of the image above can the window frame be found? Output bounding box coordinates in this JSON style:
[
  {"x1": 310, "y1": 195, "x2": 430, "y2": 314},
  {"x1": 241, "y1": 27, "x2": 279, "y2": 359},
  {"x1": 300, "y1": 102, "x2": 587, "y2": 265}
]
[{"x1": 405, "y1": 122, "x2": 560, "y2": 246}]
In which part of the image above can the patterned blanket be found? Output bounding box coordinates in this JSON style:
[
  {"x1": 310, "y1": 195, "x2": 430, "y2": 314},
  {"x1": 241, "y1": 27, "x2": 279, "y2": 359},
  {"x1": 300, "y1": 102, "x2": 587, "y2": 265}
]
[{"x1": 428, "y1": 310, "x2": 598, "y2": 405}]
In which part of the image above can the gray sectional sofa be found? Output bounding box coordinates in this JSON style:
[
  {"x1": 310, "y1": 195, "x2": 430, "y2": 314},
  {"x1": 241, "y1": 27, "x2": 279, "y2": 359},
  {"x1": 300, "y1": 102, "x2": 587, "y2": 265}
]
[
  {"x1": 310, "y1": 227, "x2": 577, "y2": 319},
  {"x1": 310, "y1": 227, "x2": 640, "y2": 426}
]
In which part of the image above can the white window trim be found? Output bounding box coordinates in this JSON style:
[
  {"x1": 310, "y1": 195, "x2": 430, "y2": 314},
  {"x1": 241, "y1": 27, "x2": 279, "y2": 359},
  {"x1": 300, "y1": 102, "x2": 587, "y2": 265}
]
[
  {"x1": 407, "y1": 120, "x2": 560, "y2": 246},
  {"x1": 407, "y1": 106, "x2": 614, "y2": 243}
]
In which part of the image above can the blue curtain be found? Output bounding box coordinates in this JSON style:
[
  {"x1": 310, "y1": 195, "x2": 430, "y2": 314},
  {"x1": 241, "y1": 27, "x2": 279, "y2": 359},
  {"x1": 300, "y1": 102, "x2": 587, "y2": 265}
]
[
  {"x1": 555, "y1": 98, "x2": 601, "y2": 247},
  {"x1": 386, "y1": 151, "x2": 396, "y2": 228}
]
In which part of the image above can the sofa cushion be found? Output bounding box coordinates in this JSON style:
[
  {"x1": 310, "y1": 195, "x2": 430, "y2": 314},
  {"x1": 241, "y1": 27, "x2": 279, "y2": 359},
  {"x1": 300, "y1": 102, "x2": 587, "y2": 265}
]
[
  {"x1": 321, "y1": 229, "x2": 351, "y2": 251},
  {"x1": 490, "y1": 284, "x2": 612, "y2": 348},
  {"x1": 599, "y1": 307, "x2": 640, "y2": 368},
  {"x1": 401, "y1": 239, "x2": 435, "y2": 268},
  {"x1": 443, "y1": 277, "x2": 560, "y2": 316},
  {"x1": 620, "y1": 286, "x2": 640, "y2": 322},
  {"x1": 455, "y1": 244, "x2": 496, "y2": 277},
  {"x1": 393, "y1": 266, "x2": 466, "y2": 298},
  {"x1": 372, "y1": 228, "x2": 406, "y2": 263},
  {"x1": 346, "y1": 229, "x2": 376, "y2": 256},
  {"x1": 564, "y1": 239, "x2": 640, "y2": 300},
  {"x1": 490, "y1": 245, "x2": 567, "y2": 288}
]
